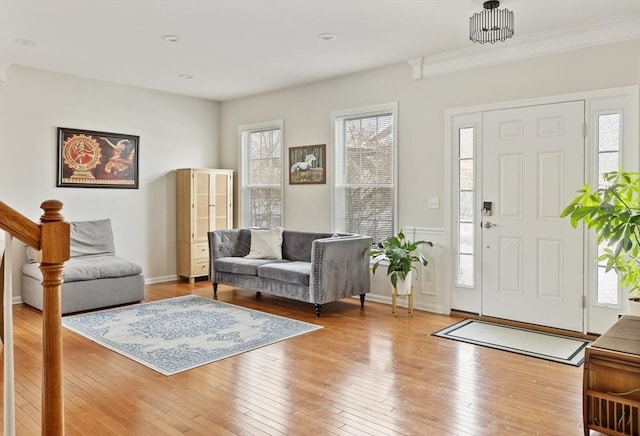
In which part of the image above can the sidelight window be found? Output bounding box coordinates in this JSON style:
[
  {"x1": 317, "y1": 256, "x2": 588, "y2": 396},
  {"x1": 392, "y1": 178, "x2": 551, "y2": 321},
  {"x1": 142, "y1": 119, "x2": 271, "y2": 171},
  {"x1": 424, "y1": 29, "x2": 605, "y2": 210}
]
[
  {"x1": 595, "y1": 113, "x2": 621, "y2": 306},
  {"x1": 457, "y1": 127, "x2": 475, "y2": 287}
]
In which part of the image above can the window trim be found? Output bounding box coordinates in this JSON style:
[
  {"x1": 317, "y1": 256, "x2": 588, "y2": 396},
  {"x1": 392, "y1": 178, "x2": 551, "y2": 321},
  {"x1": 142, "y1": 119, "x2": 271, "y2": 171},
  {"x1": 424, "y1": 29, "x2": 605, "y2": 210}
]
[
  {"x1": 330, "y1": 102, "x2": 398, "y2": 238},
  {"x1": 238, "y1": 119, "x2": 284, "y2": 228}
]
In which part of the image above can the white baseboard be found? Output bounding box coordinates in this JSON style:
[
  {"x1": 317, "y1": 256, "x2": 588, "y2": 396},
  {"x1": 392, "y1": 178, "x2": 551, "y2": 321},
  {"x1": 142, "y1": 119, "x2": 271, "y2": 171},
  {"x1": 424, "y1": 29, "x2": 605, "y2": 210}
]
[
  {"x1": 365, "y1": 293, "x2": 447, "y2": 314},
  {"x1": 145, "y1": 275, "x2": 179, "y2": 285}
]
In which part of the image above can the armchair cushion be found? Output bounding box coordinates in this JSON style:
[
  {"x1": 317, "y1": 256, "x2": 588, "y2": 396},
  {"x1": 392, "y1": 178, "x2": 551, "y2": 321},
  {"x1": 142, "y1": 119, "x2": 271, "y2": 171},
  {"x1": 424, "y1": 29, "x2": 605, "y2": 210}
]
[
  {"x1": 22, "y1": 255, "x2": 142, "y2": 282},
  {"x1": 70, "y1": 219, "x2": 116, "y2": 257}
]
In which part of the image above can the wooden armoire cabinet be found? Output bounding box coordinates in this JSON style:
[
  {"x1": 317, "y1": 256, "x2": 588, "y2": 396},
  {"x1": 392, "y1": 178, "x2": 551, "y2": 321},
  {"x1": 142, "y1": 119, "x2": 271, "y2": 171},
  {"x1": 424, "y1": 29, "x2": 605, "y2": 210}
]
[{"x1": 176, "y1": 168, "x2": 233, "y2": 284}]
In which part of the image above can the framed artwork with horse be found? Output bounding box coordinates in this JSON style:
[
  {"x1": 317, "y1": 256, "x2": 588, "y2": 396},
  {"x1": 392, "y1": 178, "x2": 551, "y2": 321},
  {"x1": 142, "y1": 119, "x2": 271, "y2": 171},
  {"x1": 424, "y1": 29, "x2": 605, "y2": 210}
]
[{"x1": 289, "y1": 144, "x2": 326, "y2": 185}]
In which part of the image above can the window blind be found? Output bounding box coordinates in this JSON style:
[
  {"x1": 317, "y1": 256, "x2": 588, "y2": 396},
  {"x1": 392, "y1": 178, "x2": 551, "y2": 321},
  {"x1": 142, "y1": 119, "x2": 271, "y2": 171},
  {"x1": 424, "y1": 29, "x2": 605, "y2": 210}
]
[{"x1": 334, "y1": 110, "x2": 395, "y2": 243}]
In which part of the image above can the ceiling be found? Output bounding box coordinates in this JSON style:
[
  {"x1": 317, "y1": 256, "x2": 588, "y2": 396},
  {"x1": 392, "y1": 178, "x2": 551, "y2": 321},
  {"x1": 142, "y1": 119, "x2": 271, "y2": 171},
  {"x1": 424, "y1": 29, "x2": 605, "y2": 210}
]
[{"x1": 1, "y1": 0, "x2": 639, "y2": 101}]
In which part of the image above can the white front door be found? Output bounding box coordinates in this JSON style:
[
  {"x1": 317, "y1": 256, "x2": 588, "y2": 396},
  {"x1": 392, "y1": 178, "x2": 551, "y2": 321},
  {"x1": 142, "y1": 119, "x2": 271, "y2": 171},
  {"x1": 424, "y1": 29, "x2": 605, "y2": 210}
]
[{"x1": 481, "y1": 101, "x2": 585, "y2": 331}]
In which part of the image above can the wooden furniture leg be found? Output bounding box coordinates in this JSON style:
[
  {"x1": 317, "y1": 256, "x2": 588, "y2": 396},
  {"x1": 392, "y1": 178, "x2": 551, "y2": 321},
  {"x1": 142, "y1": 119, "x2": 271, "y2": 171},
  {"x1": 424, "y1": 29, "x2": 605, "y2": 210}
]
[
  {"x1": 409, "y1": 288, "x2": 414, "y2": 317},
  {"x1": 392, "y1": 289, "x2": 397, "y2": 316}
]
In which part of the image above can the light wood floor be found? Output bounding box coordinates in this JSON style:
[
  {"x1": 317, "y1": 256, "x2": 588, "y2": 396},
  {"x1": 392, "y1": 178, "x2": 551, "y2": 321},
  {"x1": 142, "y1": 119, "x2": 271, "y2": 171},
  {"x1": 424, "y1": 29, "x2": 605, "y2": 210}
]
[{"x1": 1, "y1": 281, "x2": 588, "y2": 435}]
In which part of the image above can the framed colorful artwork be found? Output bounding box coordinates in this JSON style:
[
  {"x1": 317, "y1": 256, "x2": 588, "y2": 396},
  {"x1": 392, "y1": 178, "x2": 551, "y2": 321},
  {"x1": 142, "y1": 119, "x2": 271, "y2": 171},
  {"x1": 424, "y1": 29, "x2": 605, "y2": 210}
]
[
  {"x1": 289, "y1": 144, "x2": 326, "y2": 185},
  {"x1": 57, "y1": 127, "x2": 140, "y2": 188}
]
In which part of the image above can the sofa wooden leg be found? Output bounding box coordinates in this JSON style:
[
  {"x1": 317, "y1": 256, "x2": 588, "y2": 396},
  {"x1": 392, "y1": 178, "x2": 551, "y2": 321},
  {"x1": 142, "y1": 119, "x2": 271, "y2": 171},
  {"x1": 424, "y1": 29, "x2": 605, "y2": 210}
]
[
  {"x1": 359, "y1": 293, "x2": 366, "y2": 307},
  {"x1": 256, "y1": 291, "x2": 262, "y2": 298},
  {"x1": 314, "y1": 304, "x2": 322, "y2": 317},
  {"x1": 213, "y1": 283, "x2": 218, "y2": 297}
]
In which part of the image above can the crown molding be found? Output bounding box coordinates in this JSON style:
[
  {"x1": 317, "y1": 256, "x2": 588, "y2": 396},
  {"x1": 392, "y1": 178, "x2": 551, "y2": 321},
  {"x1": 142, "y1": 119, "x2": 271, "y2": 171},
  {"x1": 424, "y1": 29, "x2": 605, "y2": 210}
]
[
  {"x1": 406, "y1": 57, "x2": 424, "y2": 80},
  {"x1": 408, "y1": 15, "x2": 640, "y2": 78}
]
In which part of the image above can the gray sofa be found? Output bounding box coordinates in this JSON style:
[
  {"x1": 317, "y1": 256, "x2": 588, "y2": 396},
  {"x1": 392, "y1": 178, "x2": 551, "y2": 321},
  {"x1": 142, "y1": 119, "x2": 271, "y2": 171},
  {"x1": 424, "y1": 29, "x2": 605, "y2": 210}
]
[
  {"x1": 21, "y1": 219, "x2": 145, "y2": 314},
  {"x1": 208, "y1": 229, "x2": 372, "y2": 316}
]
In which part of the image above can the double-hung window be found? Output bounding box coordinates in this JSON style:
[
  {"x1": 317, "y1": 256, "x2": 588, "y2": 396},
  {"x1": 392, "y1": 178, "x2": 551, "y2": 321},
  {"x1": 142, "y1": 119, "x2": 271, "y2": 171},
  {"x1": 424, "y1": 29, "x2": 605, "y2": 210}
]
[
  {"x1": 332, "y1": 103, "x2": 397, "y2": 242},
  {"x1": 239, "y1": 120, "x2": 283, "y2": 228}
]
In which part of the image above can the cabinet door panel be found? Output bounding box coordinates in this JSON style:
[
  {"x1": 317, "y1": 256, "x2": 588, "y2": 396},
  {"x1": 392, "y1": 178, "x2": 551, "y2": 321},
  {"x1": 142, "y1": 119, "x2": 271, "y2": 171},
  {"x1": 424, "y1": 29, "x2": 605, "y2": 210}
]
[
  {"x1": 214, "y1": 173, "x2": 230, "y2": 229},
  {"x1": 194, "y1": 172, "x2": 212, "y2": 241}
]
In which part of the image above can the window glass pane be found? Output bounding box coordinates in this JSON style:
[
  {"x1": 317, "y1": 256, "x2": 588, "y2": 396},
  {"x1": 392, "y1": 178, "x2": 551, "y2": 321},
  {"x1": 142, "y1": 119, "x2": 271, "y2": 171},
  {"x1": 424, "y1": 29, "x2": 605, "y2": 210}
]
[
  {"x1": 250, "y1": 187, "x2": 281, "y2": 228},
  {"x1": 459, "y1": 127, "x2": 474, "y2": 159},
  {"x1": 597, "y1": 266, "x2": 618, "y2": 305},
  {"x1": 459, "y1": 223, "x2": 474, "y2": 254},
  {"x1": 598, "y1": 152, "x2": 619, "y2": 180},
  {"x1": 458, "y1": 254, "x2": 474, "y2": 287},
  {"x1": 268, "y1": 158, "x2": 282, "y2": 184},
  {"x1": 272, "y1": 131, "x2": 282, "y2": 157},
  {"x1": 459, "y1": 191, "x2": 474, "y2": 221},
  {"x1": 598, "y1": 114, "x2": 620, "y2": 152},
  {"x1": 459, "y1": 160, "x2": 473, "y2": 190},
  {"x1": 344, "y1": 187, "x2": 393, "y2": 243}
]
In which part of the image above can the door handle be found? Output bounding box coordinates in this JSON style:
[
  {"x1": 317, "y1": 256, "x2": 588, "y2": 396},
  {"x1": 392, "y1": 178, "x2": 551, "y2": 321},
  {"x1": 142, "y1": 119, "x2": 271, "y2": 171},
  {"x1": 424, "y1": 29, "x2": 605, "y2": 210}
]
[{"x1": 484, "y1": 221, "x2": 498, "y2": 229}]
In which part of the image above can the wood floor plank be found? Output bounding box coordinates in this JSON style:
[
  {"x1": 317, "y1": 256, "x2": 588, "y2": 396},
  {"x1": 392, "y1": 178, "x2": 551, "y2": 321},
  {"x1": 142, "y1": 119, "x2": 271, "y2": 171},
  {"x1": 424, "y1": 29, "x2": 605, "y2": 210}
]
[{"x1": 0, "y1": 280, "x2": 591, "y2": 435}]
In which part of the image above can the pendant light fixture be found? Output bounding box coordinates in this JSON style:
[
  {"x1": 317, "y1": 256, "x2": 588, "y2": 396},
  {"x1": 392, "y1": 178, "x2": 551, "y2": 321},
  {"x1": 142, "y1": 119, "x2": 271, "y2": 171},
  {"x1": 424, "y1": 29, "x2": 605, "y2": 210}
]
[{"x1": 470, "y1": 0, "x2": 514, "y2": 44}]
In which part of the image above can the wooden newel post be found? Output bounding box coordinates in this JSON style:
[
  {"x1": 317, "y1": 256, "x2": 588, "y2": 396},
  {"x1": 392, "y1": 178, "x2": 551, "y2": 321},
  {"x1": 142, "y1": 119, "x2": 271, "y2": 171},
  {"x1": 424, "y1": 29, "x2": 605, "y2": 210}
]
[{"x1": 39, "y1": 200, "x2": 70, "y2": 436}]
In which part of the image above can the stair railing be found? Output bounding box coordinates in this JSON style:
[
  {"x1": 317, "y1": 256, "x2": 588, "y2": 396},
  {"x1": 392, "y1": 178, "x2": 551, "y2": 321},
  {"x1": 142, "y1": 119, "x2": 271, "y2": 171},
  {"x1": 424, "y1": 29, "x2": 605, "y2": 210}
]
[{"x1": 0, "y1": 200, "x2": 70, "y2": 436}]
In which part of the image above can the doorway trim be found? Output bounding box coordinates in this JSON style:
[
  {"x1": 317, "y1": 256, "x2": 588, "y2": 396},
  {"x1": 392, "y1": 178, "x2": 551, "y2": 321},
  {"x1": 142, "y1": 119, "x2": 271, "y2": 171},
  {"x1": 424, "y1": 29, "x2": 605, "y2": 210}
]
[{"x1": 444, "y1": 86, "x2": 639, "y2": 334}]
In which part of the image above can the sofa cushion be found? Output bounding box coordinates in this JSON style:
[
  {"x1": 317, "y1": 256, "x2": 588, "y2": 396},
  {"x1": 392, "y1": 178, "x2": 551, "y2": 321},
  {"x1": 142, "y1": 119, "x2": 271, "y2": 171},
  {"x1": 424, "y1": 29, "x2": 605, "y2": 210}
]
[
  {"x1": 22, "y1": 255, "x2": 142, "y2": 282},
  {"x1": 215, "y1": 257, "x2": 285, "y2": 276},
  {"x1": 257, "y1": 261, "x2": 311, "y2": 286},
  {"x1": 245, "y1": 227, "x2": 284, "y2": 259},
  {"x1": 282, "y1": 231, "x2": 334, "y2": 262}
]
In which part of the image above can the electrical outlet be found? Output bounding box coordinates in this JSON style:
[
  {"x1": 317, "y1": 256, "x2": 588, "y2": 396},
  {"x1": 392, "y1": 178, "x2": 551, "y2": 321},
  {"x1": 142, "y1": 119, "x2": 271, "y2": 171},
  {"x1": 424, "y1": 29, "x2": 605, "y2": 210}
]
[{"x1": 428, "y1": 196, "x2": 439, "y2": 209}]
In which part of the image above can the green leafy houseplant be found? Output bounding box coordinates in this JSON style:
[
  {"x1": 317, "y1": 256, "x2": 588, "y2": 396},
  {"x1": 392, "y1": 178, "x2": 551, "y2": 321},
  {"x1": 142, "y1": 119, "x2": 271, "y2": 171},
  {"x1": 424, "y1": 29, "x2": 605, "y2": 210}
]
[
  {"x1": 367, "y1": 230, "x2": 433, "y2": 288},
  {"x1": 560, "y1": 170, "x2": 640, "y2": 298}
]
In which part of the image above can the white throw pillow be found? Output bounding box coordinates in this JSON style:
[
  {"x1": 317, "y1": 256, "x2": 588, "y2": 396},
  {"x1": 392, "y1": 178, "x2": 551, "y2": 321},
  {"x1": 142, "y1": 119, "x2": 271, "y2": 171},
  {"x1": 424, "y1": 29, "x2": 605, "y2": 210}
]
[{"x1": 245, "y1": 227, "x2": 284, "y2": 260}]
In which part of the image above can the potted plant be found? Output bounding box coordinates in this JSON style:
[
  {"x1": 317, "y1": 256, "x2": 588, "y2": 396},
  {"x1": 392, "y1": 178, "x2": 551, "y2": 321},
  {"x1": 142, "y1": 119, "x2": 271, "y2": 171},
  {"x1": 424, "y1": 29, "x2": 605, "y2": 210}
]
[
  {"x1": 367, "y1": 230, "x2": 433, "y2": 294},
  {"x1": 561, "y1": 170, "x2": 640, "y2": 313}
]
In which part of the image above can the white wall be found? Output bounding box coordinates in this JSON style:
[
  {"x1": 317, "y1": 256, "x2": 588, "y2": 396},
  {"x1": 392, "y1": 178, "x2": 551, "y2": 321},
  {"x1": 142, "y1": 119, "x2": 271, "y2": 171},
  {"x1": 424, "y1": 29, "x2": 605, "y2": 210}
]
[
  {"x1": 2, "y1": 39, "x2": 638, "y2": 303},
  {"x1": 0, "y1": 65, "x2": 220, "y2": 297},
  {"x1": 220, "y1": 38, "x2": 640, "y2": 232}
]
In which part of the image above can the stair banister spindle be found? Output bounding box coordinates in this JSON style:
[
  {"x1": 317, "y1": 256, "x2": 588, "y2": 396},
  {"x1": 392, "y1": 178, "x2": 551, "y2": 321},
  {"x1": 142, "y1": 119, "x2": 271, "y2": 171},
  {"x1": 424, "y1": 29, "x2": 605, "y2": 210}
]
[{"x1": 2, "y1": 232, "x2": 16, "y2": 436}]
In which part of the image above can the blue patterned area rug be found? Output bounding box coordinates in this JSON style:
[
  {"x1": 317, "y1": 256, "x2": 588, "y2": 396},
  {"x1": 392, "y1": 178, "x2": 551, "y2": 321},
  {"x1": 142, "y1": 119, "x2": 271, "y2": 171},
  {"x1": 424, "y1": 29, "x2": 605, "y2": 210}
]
[
  {"x1": 62, "y1": 295, "x2": 322, "y2": 376},
  {"x1": 433, "y1": 319, "x2": 589, "y2": 366}
]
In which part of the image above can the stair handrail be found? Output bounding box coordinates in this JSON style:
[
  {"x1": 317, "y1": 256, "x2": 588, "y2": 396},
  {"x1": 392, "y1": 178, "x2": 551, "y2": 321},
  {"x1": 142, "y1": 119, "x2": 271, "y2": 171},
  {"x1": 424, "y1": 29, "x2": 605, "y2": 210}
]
[{"x1": 0, "y1": 200, "x2": 69, "y2": 436}]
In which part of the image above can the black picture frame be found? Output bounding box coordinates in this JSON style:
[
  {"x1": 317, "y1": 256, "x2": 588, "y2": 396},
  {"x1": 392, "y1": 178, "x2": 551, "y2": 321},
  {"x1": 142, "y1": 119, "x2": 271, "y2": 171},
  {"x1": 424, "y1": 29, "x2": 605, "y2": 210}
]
[{"x1": 57, "y1": 127, "x2": 140, "y2": 189}]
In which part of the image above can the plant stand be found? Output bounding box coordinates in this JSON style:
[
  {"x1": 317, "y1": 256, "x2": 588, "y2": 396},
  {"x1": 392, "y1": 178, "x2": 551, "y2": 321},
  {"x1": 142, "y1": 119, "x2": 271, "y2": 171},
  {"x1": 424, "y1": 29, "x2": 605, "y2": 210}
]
[{"x1": 392, "y1": 286, "x2": 414, "y2": 317}]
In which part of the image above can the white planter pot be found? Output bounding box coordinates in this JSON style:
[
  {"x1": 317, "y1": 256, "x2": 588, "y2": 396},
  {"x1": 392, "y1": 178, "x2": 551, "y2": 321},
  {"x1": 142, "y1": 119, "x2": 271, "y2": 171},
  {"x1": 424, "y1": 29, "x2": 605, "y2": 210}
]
[
  {"x1": 395, "y1": 271, "x2": 413, "y2": 296},
  {"x1": 627, "y1": 298, "x2": 640, "y2": 316}
]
